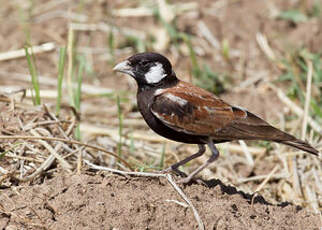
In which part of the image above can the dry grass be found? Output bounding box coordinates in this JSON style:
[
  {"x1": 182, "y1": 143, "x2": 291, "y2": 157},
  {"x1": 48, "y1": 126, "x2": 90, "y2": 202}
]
[{"x1": 0, "y1": 0, "x2": 321, "y2": 215}]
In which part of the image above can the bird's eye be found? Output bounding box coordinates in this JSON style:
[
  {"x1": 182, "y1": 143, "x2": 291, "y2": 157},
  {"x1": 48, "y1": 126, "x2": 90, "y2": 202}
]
[{"x1": 140, "y1": 60, "x2": 149, "y2": 66}]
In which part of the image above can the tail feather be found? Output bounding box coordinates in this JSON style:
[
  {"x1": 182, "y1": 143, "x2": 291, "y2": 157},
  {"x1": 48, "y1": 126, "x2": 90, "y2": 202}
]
[
  {"x1": 223, "y1": 111, "x2": 319, "y2": 156},
  {"x1": 279, "y1": 139, "x2": 319, "y2": 156}
]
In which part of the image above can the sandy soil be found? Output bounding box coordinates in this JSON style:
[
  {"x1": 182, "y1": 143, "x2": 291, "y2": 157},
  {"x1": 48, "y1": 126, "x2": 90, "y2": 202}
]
[
  {"x1": 0, "y1": 0, "x2": 321, "y2": 229},
  {"x1": 0, "y1": 173, "x2": 320, "y2": 230}
]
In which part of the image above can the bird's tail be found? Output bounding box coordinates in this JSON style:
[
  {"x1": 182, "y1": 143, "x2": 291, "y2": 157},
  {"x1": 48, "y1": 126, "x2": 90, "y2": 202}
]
[
  {"x1": 218, "y1": 110, "x2": 319, "y2": 156},
  {"x1": 279, "y1": 139, "x2": 319, "y2": 156}
]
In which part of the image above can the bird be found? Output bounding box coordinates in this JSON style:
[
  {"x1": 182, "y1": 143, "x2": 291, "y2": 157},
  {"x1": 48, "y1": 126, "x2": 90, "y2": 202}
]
[{"x1": 113, "y1": 52, "x2": 319, "y2": 183}]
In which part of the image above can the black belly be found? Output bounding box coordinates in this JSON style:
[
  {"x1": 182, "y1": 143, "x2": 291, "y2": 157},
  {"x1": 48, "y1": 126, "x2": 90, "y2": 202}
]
[{"x1": 137, "y1": 90, "x2": 206, "y2": 145}]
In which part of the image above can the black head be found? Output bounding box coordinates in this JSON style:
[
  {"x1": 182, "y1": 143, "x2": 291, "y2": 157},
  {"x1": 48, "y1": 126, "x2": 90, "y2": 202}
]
[{"x1": 113, "y1": 52, "x2": 177, "y2": 88}]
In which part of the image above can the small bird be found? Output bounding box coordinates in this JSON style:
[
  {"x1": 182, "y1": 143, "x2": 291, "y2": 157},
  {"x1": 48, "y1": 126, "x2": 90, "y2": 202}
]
[{"x1": 114, "y1": 52, "x2": 319, "y2": 183}]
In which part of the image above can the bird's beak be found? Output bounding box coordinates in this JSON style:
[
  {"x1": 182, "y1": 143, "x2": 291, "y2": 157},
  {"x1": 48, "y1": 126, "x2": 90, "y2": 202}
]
[{"x1": 113, "y1": 60, "x2": 134, "y2": 76}]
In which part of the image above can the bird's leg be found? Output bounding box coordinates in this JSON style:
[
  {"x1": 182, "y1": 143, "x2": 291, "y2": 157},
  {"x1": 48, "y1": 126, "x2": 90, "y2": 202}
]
[
  {"x1": 178, "y1": 138, "x2": 219, "y2": 184},
  {"x1": 161, "y1": 144, "x2": 206, "y2": 177}
]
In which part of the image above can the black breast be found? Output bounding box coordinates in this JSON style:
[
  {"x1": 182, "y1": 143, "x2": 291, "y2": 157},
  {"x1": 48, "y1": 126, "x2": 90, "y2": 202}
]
[{"x1": 136, "y1": 89, "x2": 206, "y2": 144}]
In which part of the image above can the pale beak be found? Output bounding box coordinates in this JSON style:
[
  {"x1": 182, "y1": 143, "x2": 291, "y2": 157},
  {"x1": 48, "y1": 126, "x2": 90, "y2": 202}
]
[{"x1": 113, "y1": 60, "x2": 134, "y2": 76}]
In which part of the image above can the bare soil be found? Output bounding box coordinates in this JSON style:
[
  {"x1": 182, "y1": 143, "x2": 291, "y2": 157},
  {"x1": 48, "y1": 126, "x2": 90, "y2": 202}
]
[
  {"x1": 0, "y1": 173, "x2": 320, "y2": 230},
  {"x1": 0, "y1": 0, "x2": 321, "y2": 229}
]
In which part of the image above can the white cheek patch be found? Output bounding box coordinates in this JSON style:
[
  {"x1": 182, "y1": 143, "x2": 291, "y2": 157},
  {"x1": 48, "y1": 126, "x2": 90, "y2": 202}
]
[
  {"x1": 165, "y1": 93, "x2": 188, "y2": 106},
  {"x1": 145, "y1": 62, "x2": 167, "y2": 84}
]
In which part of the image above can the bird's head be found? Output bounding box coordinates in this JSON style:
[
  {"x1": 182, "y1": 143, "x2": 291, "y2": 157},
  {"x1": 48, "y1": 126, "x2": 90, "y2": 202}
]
[{"x1": 113, "y1": 52, "x2": 176, "y2": 88}]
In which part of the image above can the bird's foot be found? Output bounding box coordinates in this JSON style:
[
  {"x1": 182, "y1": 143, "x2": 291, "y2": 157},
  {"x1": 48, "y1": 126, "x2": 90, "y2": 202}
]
[
  {"x1": 160, "y1": 166, "x2": 187, "y2": 178},
  {"x1": 159, "y1": 168, "x2": 204, "y2": 185},
  {"x1": 176, "y1": 175, "x2": 205, "y2": 185}
]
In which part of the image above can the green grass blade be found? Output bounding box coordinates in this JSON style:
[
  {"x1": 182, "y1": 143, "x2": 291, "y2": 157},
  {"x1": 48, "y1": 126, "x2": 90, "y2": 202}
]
[
  {"x1": 74, "y1": 55, "x2": 85, "y2": 111},
  {"x1": 74, "y1": 55, "x2": 85, "y2": 140},
  {"x1": 116, "y1": 95, "x2": 124, "y2": 163},
  {"x1": 56, "y1": 47, "x2": 67, "y2": 116},
  {"x1": 24, "y1": 46, "x2": 41, "y2": 105},
  {"x1": 108, "y1": 31, "x2": 115, "y2": 64},
  {"x1": 278, "y1": 10, "x2": 308, "y2": 23}
]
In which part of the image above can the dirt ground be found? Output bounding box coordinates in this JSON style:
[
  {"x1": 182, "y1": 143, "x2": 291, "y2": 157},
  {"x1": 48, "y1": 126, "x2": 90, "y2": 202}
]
[
  {"x1": 0, "y1": 0, "x2": 321, "y2": 229},
  {"x1": 0, "y1": 173, "x2": 320, "y2": 230}
]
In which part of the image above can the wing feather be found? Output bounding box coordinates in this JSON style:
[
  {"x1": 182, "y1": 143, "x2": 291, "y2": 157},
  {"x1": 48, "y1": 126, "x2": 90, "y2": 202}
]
[
  {"x1": 150, "y1": 81, "x2": 246, "y2": 136},
  {"x1": 149, "y1": 81, "x2": 319, "y2": 155}
]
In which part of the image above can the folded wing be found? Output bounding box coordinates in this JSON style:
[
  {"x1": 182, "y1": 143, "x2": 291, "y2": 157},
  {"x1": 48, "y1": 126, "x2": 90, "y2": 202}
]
[
  {"x1": 151, "y1": 81, "x2": 292, "y2": 140},
  {"x1": 151, "y1": 81, "x2": 247, "y2": 136},
  {"x1": 151, "y1": 81, "x2": 319, "y2": 155}
]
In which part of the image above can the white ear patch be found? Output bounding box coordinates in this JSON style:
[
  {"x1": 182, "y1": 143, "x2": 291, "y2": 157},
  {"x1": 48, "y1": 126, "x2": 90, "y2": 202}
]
[{"x1": 145, "y1": 62, "x2": 167, "y2": 84}]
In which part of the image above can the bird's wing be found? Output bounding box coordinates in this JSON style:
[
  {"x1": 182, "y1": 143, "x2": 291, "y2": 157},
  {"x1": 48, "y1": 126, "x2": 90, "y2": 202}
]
[
  {"x1": 150, "y1": 81, "x2": 319, "y2": 155},
  {"x1": 150, "y1": 81, "x2": 252, "y2": 136}
]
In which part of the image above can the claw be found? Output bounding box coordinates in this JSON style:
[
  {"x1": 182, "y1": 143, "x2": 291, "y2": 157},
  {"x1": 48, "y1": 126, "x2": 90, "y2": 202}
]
[{"x1": 160, "y1": 166, "x2": 187, "y2": 178}]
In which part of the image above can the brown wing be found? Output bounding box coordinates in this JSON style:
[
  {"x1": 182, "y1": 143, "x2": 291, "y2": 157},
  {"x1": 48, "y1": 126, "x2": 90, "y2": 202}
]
[
  {"x1": 151, "y1": 81, "x2": 249, "y2": 136},
  {"x1": 151, "y1": 81, "x2": 319, "y2": 155}
]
